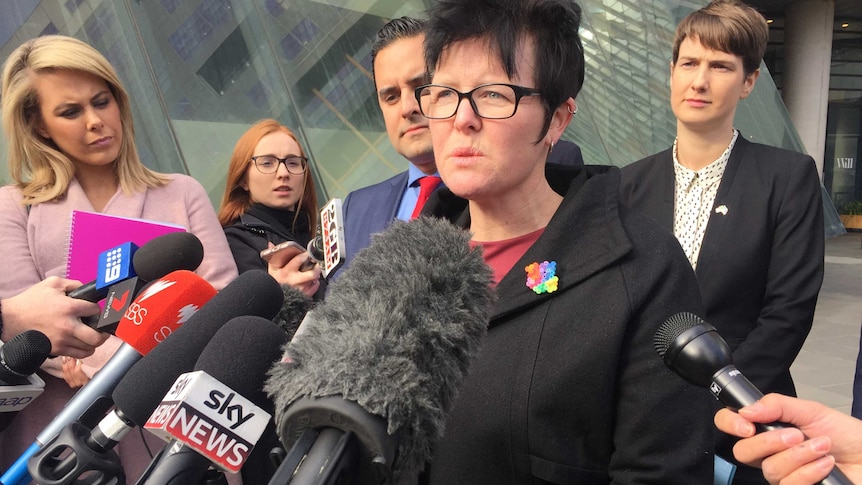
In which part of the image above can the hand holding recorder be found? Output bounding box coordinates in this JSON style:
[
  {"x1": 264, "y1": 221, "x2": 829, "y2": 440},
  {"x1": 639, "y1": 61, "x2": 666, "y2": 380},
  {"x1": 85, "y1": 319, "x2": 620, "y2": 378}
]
[{"x1": 261, "y1": 241, "x2": 322, "y2": 298}]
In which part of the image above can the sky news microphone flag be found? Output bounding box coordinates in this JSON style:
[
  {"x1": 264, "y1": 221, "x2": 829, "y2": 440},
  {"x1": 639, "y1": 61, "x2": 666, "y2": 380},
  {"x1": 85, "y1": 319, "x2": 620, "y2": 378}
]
[{"x1": 138, "y1": 316, "x2": 289, "y2": 484}]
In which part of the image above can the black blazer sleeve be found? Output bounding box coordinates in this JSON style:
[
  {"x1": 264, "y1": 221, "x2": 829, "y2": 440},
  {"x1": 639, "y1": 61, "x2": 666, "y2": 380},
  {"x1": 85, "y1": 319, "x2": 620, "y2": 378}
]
[{"x1": 725, "y1": 148, "x2": 824, "y2": 393}]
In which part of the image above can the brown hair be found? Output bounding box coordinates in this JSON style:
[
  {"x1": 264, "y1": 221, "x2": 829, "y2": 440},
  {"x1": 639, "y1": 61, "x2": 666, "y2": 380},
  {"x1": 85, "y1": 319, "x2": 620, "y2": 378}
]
[
  {"x1": 672, "y1": 0, "x2": 769, "y2": 75},
  {"x1": 217, "y1": 119, "x2": 318, "y2": 231},
  {"x1": 1, "y1": 35, "x2": 166, "y2": 205}
]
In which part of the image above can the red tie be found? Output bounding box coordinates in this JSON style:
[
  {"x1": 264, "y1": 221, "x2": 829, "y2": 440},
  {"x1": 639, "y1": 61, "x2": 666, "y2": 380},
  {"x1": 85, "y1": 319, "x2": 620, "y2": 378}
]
[{"x1": 411, "y1": 176, "x2": 442, "y2": 219}]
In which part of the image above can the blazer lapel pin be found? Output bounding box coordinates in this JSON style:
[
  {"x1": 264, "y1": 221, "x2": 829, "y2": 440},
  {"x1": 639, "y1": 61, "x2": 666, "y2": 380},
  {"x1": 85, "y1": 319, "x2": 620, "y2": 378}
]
[
  {"x1": 715, "y1": 205, "x2": 728, "y2": 216},
  {"x1": 526, "y1": 260, "x2": 559, "y2": 294}
]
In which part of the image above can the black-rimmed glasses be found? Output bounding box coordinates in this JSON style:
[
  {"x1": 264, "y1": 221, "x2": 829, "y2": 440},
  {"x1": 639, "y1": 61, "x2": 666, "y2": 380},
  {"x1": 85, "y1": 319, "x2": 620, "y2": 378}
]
[
  {"x1": 251, "y1": 155, "x2": 307, "y2": 175},
  {"x1": 415, "y1": 83, "x2": 543, "y2": 120}
]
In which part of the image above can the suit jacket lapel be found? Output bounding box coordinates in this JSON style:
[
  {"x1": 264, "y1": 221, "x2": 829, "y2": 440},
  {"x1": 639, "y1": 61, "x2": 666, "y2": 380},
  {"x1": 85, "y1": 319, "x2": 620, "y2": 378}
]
[
  {"x1": 695, "y1": 137, "x2": 748, "y2": 279},
  {"x1": 629, "y1": 150, "x2": 675, "y2": 232},
  {"x1": 656, "y1": 153, "x2": 675, "y2": 231},
  {"x1": 384, "y1": 172, "x2": 407, "y2": 223}
]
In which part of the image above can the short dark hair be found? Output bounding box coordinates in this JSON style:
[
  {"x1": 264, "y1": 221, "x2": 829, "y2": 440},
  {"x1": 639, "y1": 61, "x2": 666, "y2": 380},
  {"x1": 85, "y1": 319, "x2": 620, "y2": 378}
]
[
  {"x1": 371, "y1": 16, "x2": 427, "y2": 84},
  {"x1": 673, "y1": 0, "x2": 768, "y2": 76},
  {"x1": 424, "y1": 0, "x2": 585, "y2": 139}
]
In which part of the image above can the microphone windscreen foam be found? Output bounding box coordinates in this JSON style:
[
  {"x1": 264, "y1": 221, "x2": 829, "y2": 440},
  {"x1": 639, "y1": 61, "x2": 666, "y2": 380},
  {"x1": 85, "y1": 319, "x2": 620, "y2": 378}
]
[
  {"x1": 273, "y1": 284, "x2": 312, "y2": 339},
  {"x1": 267, "y1": 217, "x2": 494, "y2": 479},
  {"x1": 132, "y1": 232, "x2": 204, "y2": 282},
  {"x1": 195, "y1": 316, "x2": 288, "y2": 407},
  {"x1": 115, "y1": 270, "x2": 217, "y2": 355},
  {"x1": 114, "y1": 269, "x2": 284, "y2": 426},
  {"x1": 1, "y1": 330, "x2": 52, "y2": 377}
]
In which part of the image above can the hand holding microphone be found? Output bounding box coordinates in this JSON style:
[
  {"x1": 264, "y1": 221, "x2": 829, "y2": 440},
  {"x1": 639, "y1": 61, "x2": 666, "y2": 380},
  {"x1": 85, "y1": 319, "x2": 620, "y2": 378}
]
[
  {"x1": 2, "y1": 270, "x2": 216, "y2": 485},
  {"x1": 654, "y1": 312, "x2": 854, "y2": 485},
  {"x1": 714, "y1": 394, "x2": 862, "y2": 485},
  {"x1": 24, "y1": 270, "x2": 287, "y2": 485},
  {"x1": 1, "y1": 277, "x2": 104, "y2": 358},
  {"x1": 60, "y1": 356, "x2": 88, "y2": 388}
]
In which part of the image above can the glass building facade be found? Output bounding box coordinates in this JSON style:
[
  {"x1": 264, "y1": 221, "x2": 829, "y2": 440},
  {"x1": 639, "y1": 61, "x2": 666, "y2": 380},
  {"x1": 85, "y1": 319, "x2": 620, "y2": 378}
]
[
  {"x1": 0, "y1": 0, "x2": 843, "y2": 233},
  {"x1": 762, "y1": 8, "x2": 862, "y2": 217}
]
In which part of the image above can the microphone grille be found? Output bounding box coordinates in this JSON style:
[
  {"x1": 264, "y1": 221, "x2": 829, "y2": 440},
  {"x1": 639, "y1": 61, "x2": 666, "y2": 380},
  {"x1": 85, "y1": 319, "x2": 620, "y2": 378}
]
[
  {"x1": 653, "y1": 312, "x2": 704, "y2": 357},
  {"x1": 306, "y1": 235, "x2": 325, "y2": 262},
  {"x1": 1, "y1": 330, "x2": 52, "y2": 375}
]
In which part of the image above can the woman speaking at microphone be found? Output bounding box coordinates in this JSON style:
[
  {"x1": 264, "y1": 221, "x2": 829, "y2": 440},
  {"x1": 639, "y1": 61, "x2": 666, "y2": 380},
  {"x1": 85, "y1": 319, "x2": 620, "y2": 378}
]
[
  {"x1": 219, "y1": 119, "x2": 324, "y2": 299},
  {"x1": 0, "y1": 35, "x2": 237, "y2": 478},
  {"x1": 416, "y1": 0, "x2": 714, "y2": 482}
]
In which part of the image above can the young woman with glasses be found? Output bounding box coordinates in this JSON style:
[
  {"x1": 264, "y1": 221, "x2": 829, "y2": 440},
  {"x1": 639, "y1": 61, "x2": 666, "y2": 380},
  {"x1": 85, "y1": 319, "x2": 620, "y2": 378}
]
[{"x1": 218, "y1": 119, "x2": 323, "y2": 298}]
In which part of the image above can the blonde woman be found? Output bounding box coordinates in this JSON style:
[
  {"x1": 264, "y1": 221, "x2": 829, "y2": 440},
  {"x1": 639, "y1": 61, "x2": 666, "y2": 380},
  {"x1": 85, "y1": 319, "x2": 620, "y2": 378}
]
[{"x1": 0, "y1": 35, "x2": 237, "y2": 479}]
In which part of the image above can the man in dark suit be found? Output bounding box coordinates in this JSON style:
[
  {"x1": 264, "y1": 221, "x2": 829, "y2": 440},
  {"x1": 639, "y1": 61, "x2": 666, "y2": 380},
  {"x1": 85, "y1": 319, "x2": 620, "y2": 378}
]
[
  {"x1": 619, "y1": 2, "x2": 824, "y2": 484},
  {"x1": 340, "y1": 17, "x2": 438, "y2": 274},
  {"x1": 340, "y1": 17, "x2": 583, "y2": 275}
]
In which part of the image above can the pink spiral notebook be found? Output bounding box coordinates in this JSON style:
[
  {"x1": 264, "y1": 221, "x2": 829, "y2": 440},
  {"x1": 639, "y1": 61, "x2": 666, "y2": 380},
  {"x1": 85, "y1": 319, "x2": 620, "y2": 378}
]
[{"x1": 65, "y1": 210, "x2": 186, "y2": 283}]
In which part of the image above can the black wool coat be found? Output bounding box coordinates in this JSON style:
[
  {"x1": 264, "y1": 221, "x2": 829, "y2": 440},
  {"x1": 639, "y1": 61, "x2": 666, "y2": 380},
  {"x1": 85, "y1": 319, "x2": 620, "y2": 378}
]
[{"x1": 422, "y1": 165, "x2": 714, "y2": 484}]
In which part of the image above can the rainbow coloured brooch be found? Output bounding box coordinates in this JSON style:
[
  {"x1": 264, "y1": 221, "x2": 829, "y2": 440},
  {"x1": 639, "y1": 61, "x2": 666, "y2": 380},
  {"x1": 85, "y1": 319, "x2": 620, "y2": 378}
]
[{"x1": 525, "y1": 260, "x2": 559, "y2": 294}]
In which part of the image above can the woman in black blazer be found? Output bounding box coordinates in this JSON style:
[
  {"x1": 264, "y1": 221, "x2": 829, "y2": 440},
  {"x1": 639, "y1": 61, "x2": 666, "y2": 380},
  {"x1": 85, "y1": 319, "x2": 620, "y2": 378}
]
[{"x1": 620, "y1": 2, "x2": 824, "y2": 484}]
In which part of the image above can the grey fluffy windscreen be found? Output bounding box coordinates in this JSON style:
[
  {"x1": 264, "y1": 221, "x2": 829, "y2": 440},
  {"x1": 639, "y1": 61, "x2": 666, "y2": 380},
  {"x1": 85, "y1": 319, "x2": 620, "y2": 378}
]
[
  {"x1": 265, "y1": 217, "x2": 495, "y2": 480},
  {"x1": 272, "y1": 284, "x2": 312, "y2": 338}
]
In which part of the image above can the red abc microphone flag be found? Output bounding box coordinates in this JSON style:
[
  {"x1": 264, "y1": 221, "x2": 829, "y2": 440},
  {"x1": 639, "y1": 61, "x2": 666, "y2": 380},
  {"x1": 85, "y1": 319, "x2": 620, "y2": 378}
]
[{"x1": 115, "y1": 270, "x2": 217, "y2": 355}]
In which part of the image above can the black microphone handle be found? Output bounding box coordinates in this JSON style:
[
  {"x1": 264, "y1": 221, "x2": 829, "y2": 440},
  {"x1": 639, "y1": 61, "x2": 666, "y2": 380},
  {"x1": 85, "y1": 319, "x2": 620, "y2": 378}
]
[
  {"x1": 268, "y1": 429, "x2": 318, "y2": 485},
  {"x1": 135, "y1": 440, "x2": 221, "y2": 485},
  {"x1": 271, "y1": 428, "x2": 359, "y2": 485},
  {"x1": 66, "y1": 281, "x2": 107, "y2": 303},
  {"x1": 712, "y1": 366, "x2": 854, "y2": 485},
  {"x1": 66, "y1": 280, "x2": 112, "y2": 329}
]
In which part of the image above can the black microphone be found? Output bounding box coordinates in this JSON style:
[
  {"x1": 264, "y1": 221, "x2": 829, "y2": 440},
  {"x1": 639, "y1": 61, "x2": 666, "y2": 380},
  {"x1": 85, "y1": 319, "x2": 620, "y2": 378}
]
[
  {"x1": 115, "y1": 269, "x2": 284, "y2": 431},
  {"x1": 654, "y1": 312, "x2": 854, "y2": 485},
  {"x1": 135, "y1": 315, "x2": 289, "y2": 484},
  {"x1": 265, "y1": 217, "x2": 494, "y2": 484},
  {"x1": 67, "y1": 232, "x2": 204, "y2": 303},
  {"x1": 0, "y1": 330, "x2": 52, "y2": 386},
  {"x1": 25, "y1": 271, "x2": 219, "y2": 485},
  {"x1": 24, "y1": 270, "x2": 286, "y2": 485},
  {"x1": 1, "y1": 330, "x2": 52, "y2": 433}
]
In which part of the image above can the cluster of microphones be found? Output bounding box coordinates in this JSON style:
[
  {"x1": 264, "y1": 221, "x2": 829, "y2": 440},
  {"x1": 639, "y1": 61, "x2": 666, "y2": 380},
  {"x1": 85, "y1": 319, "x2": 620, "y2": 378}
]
[{"x1": 0, "y1": 212, "x2": 852, "y2": 485}]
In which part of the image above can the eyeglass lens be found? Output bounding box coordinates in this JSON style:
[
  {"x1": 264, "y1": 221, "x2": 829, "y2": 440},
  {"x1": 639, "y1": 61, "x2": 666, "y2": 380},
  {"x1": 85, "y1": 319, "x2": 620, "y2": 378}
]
[
  {"x1": 418, "y1": 84, "x2": 528, "y2": 119},
  {"x1": 254, "y1": 156, "x2": 306, "y2": 174}
]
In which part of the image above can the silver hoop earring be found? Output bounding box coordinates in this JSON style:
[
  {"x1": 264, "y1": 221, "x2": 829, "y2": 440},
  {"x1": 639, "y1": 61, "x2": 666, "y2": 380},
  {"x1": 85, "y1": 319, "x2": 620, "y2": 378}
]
[
  {"x1": 567, "y1": 106, "x2": 578, "y2": 115},
  {"x1": 549, "y1": 141, "x2": 555, "y2": 154}
]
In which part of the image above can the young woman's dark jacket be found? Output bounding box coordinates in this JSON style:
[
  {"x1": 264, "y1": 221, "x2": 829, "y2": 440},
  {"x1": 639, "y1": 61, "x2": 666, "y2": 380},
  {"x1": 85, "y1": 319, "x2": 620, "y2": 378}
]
[{"x1": 223, "y1": 202, "x2": 325, "y2": 298}]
